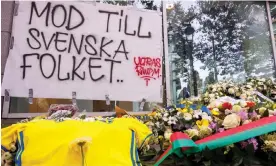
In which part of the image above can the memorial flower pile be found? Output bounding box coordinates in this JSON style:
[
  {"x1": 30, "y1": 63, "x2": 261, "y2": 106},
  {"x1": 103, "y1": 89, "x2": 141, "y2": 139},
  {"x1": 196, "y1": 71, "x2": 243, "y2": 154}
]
[
  {"x1": 2, "y1": 78, "x2": 276, "y2": 166},
  {"x1": 1, "y1": 144, "x2": 16, "y2": 166},
  {"x1": 141, "y1": 78, "x2": 276, "y2": 165},
  {"x1": 201, "y1": 77, "x2": 276, "y2": 104}
]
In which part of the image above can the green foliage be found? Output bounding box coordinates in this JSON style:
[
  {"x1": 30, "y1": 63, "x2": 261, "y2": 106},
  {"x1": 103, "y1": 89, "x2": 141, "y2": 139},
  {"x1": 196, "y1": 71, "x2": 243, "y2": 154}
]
[
  {"x1": 167, "y1": 1, "x2": 275, "y2": 86},
  {"x1": 102, "y1": 0, "x2": 158, "y2": 10}
]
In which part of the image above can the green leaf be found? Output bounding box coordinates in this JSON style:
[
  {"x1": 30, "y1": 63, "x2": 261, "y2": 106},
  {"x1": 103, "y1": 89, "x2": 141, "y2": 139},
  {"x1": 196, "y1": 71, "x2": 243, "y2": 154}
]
[
  {"x1": 214, "y1": 148, "x2": 226, "y2": 162},
  {"x1": 269, "y1": 152, "x2": 276, "y2": 163},
  {"x1": 193, "y1": 153, "x2": 203, "y2": 163},
  {"x1": 202, "y1": 147, "x2": 214, "y2": 160},
  {"x1": 182, "y1": 158, "x2": 194, "y2": 166},
  {"x1": 263, "y1": 110, "x2": 269, "y2": 117},
  {"x1": 231, "y1": 156, "x2": 243, "y2": 166},
  {"x1": 232, "y1": 146, "x2": 244, "y2": 157},
  {"x1": 244, "y1": 156, "x2": 261, "y2": 166},
  {"x1": 245, "y1": 143, "x2": 255, "y2": 156},
  {"x1": 203, "y1": 160, "x2": 211, "y2": 166}
]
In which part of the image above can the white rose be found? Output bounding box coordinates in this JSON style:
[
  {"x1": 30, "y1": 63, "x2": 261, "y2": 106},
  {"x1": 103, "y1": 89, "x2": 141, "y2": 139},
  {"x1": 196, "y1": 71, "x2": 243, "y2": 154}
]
[
  {"x1": 212, "y1": 108, "x2": 219, "y2": 112},
  {"x1": 260, "y1": 78, "x2": 266, "y2": 82},
  {"x1": 210, "y1": 98, "x2": 216, "y2": 102},
  {"x1": 209, "y1": 94, "x2": 215, "y2": 98},
  {"x1": 183, "y1": 113, "x2": 193, "y2": 121},
  {"x1": 222, "y1": 113, "x2": 241, "y2": 129},
  {"x1": 209, "y1": 101, "x2": 221, "y2": 108},
  {"x1": 193, "y1": 110, "x2": 202, "y2": 119},
  {"x1": 228, "y1": 88, "x2": 235, "y2": 94},
  {"x1": 246, "y1": 85, "x2": 252, "y2": 89},
  {"x1": 204, "y1": 98, "x2": 209, "y2": 102},
  {"x1": 225, "y1": 109, "x2": 232, "y2": 115},
  {"x1": 240, "y1": 100, "x2": 247, "y2": 107},
  {"x1": 269, "y1": 110, "x2": 276, "y2": 116},
  {"x1": 201, "y1": 112, "x2": 212, "y2": 121},
  {"x1": 242, "y1": 120, "x2": 252, "y2": 125},
  {"x1": 164, "y1": 128, "x2": 173, "y2": 140}
]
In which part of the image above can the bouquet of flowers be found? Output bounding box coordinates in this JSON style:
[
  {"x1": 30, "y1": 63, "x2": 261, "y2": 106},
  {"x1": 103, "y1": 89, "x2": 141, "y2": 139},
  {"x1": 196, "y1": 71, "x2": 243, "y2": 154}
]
[{"x1": 141, "y1": 78, "x2": 276, "y2": 166}]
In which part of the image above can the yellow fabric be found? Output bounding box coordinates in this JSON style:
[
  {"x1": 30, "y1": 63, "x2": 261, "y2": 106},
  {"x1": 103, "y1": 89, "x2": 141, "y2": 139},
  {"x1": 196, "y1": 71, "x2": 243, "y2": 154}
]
[
  {"x1": 1, "y1": 123, "x2": 26, "y2": 151},
  {"x1": 1, "y1": 118, "x2": 152, "y2": 166}
]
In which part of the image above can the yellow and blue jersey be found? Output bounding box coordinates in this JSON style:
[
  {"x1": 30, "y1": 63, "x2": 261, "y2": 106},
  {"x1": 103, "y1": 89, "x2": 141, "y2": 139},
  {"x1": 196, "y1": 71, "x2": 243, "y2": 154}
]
[{"x1": 1, "y1": 118, "x2": 152, "y2": 166}]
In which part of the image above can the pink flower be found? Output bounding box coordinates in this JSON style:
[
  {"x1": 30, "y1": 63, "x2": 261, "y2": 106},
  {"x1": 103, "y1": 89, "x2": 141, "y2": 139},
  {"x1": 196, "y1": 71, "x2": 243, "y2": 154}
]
[
  {"x1": 237, "y1": 111, "x2": 248, "y2": 121},
  {"x1": 240, "y1": 141, "x2": 248, "y2": 149},
  {"x1": 240, "y1": 138, "x2": 258, "y2": 151},
  {"x1": 248, "y1": 138, "x2": 258, "y2": 151},
  {"x1": 218, "y1": 128, "x2": 224, "y2": 133},
  {"x1": 209, "y1": 122, "x2": 217, "y2": 129},
  {"x1": 249, "y1": 111, "x2": 258, "y2": 119}
]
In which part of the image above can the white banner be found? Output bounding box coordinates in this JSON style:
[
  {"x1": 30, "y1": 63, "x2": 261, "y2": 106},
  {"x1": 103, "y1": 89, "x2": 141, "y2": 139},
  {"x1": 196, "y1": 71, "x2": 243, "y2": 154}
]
[{"x1": 1, "y1": 1, "x2": 163, "y2": 102}]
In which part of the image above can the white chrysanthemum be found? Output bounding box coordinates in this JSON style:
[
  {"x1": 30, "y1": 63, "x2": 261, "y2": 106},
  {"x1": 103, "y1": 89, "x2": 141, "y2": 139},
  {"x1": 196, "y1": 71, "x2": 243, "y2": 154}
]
[
  {"x1": 183, "y1": 113, "x2": 193, "y2": 121},
  {"x1": 240, "y1": 100, "x2": 247, "y2": 107},
  {"x1": 166, "y1": 116, "x2": 177, "y2": 125},
  {"x1": 163, "y1": 113, "x2": 169, "y2": 117},
  {"x1": 209, "y1": 94, "x2": 215, "y2": 98},
  {"x1": 193, "y1": 109, "x2": 202, "y2": 119},
  {"x1": 83, "y1": 117, "x2": 96, "y2": 122},
  {"x1": 201, "y1": 112, "x2": 212, "y2": 121},
  {"x1": 228, "y1": 88, "x2": 235, "y2": 94},
  {"x1": 164, "y1": 128, "x2": 173, "y2": 140}
]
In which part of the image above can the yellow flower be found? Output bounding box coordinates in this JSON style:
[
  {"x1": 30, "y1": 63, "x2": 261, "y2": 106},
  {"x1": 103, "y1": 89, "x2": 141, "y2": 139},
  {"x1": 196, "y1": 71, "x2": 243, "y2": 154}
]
[
  {"x1": 158, "y1": 136, "x2": 164, "y2": 141},
  {"x1": 153, "y1": 138, "x2": 159, "y2": 144},
  {"x1": 224, "y1": 144, "x2": 234, "y2": 154},
  {"x1": 211, "y1": 108, "x2": 220, "y2": 116},
  {"x1": 232, "y1": 105, "x2": 242, "y2": 112},
  {"x1": 196, "y1": 119, "x2": 209, "y2": 129},
  {"x1": 273, "y1": 104, "x2": 276, "y2": 109},
  {"x1": 185, "y1": 129, "x2": 199, "y2": 138},
  {"x1": 164, "y1": 130, "x2": 173, "y2": 141},
  {"x1": 259, "y1": 107, "x2": 267, "y2": 115},
  {"x1": 263, "y1": 141, "x2": 276, "y2": 152},
  {"x1": 180, "y1": 100, "x2": 193, "y2": 105},
  {"x1": 176, "y1": 108, "x2": 182, "y2": 111},
  {"x1": 199, "y1": 126, "x2": 212, "y2": 138},
  {"x1": 148, "y1": 111, "x2": 156, "y2": 117},
  {"x1": 177, "y1": 108, "x2": 188, "y2": 113}
]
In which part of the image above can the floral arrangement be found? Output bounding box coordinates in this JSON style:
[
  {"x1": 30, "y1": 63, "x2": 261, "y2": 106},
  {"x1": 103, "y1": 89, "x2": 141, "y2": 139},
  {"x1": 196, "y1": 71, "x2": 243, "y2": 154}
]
[
  {"x1": 201, "y1": 77, "x2": 276, "y2": 104},
  {"x1": 141, "y1": 78, "x2": 276, "y2": 166},
  {"x1": 1, "y1": 147, "x2": 15, "y2": 166}
]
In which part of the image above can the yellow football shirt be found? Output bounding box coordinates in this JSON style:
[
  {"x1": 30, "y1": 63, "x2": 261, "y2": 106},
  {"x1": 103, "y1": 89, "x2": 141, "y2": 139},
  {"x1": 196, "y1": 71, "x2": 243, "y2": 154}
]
[{"x1": 1, "y1": 118, "x2": 152, "y2": 166}]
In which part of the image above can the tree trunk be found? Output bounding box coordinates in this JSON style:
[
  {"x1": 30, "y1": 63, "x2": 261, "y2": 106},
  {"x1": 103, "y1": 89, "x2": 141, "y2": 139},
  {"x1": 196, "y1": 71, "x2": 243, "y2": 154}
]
[{"x1": 212, "y1": 38, "x2": 218, "y2": 82}]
